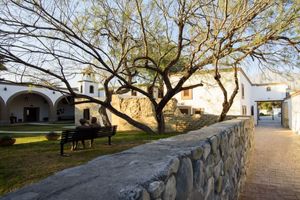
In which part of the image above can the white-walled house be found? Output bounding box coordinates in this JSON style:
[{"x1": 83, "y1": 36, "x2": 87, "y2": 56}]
[
  {"x1": 0, "y1": 66, "x2": 291, "y2": 128},
  {"x1": 0, "y1": 83, "x2": 75, "y2": 124},
  {"x1": 170, "y1": 68, "x2": 289, "y2": 124}
]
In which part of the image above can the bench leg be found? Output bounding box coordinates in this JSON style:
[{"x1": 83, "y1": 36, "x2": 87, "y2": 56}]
[
  {"x1": 60, "y1": 143, "x2": 64, "y2": 156},
  {"x1": 108, "y1": 136, "x2": 111, "y2": 145}
]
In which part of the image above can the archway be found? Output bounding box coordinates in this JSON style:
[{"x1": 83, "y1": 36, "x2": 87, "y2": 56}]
[
  {"x1": 6, "y1": 91, "x2": 55, "y2": 123},
  {"x1": 256, "y1": 100, "x2": 282, "y2": 125},
  {"x1": 54, "y1": 96, "x2": 75, "y2": 121},
  {"x1": 0, "y1": 96, "x2": 8, "y2": 124}
]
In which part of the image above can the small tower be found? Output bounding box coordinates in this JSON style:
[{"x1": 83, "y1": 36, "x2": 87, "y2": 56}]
[{"x1": 78, "y1": 66, "x2": 99, "y2": 97}]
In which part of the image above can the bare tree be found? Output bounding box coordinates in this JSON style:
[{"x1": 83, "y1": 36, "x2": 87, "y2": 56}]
[{"x1": 0, "y1": 0, "x2": 299, "y2": 133}]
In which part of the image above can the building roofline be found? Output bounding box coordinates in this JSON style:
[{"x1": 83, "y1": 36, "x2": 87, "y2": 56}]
[
  {"x1": 170, "y1": 67, "x2": 253, "y2": 83},
  {"x1": 170, "y1": 67, "x2": 289, "y2": 87},
  {"x1": 98, "y1": 83, "x2": 159, "y2": 91},
  {"x1": 78, "y1": 80, "x2": 96, "y2": 83},
  {"x1": 0, "y1": 81, "x2": 78, "y2": 91},
  {"x1": 253, "y1": 83, "x2": 287, "y2": 86}
]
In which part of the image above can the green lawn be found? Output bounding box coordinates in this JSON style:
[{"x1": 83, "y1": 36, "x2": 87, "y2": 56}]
[
  {"x1": 0, "y1": 123, "x2": 74, "y2": 132},
  {"x1": 0, "y1": 125, "x2": 182, "y2": 196}
]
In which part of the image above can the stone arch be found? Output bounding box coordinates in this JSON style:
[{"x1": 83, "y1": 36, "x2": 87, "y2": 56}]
[
  {"x1": 6, "y1": 90, "x2": 55, "y2": 122},
  {"x1": 0, "y1": 96, "x2": 8, "y2": 124},
  {"x1": 54, "y1": 95, "x2": 75, "y2": 121}
]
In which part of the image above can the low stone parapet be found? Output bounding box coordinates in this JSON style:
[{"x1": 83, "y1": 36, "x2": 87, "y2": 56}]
[{"x1": 1, "y1": 117, "x2": 254, "y2": 200}]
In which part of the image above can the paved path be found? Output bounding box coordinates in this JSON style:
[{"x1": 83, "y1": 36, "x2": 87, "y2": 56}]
[{"x1": 240, "y1": 122, "x2": 300, "y2": 200}]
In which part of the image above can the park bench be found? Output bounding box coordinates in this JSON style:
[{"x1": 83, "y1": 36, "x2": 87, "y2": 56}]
[{"x1": 60, "y1": 125, "x2": 117, "y2": 156}]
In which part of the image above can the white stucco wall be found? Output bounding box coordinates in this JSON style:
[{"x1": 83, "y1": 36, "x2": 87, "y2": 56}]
[
  {"x1": 75, "y1": 97, "x2": 112, "y2": 126},
  {"x1": 171, "y1": 70, "x2": 250, "y2": 116},
  {"x1": 239, "y1": 72, "x2": 253, "y2": 116},
  {"x1": 8, "y1": 94, "x2": 50, "y2": 122},
  {"x1": 78, "y1": 81, "x2": 99, "y2": 98},
  {"x1": 99, "y1": 86, "x2": 159, "y2": 99},
  {"x1": 251, "y1": 83, "x2": 288, "y2": 125},
  {"x1": 0, "y1": 83, "x2": 74, "y2": 123},
  {"x1": 286, "y1": 93, "x2": 300, "y2": 134},
  {"x1": 0, "y1": 84, "x2": 62, "y2": 104},
  {"x1": 251, "y1": 84, "x2": 288, "y2": 102}
]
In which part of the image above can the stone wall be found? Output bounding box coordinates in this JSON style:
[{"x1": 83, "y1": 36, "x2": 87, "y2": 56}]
[
  {"x1": 1, "y1": 117, "x2": 254, "y2": 200},
  {"x1": 75, "y1": 96, "x2": 216, "y2": 132},
  {"x1": 110, "y1": 96, "x2": 225, "y2": 132},
  {"x1": 111, "y1": 96, "x2": 184, "y2": 132}
]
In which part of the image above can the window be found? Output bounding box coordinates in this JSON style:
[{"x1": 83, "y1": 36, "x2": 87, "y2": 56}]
[
  {"x1": 180, "y1": 108, "x2": 189, "y2": 115},
  {"x1": 241, "y1": 84, "x2": 245, "y2": 99},
  {"x1": 242, "y1": 105, "x2": 247, "y2": 115},
  {"x1": 158, "y1": 88, "x2": 164, "y2": 98},
  {"x1": 179, "y1": 106, "x2": 191, "y2": 115},
  {"x1": 181, "y1": 89, "x2": 193, "y2": 100},
  {"x1": 89, "y1": 85, "x2": 94, "y2": 94},
  {"x1": 80, "y1": 85, "x2": 83, "y2": 93},
  {"x1": 266, "y1": 86, "x2": 271, "y2": 91},
  {"x1": 83, "y1": 109, "x2": 90, "y2": 120},
  {"x1": 131, "y1": 90, "x2": 137, "y2": 96},
  {"x1": 193, "y1": 108, "x2": 204, "y2": 115},
  {"x1": 251, "y1": 105, "x2": 254, "y2": 116}
]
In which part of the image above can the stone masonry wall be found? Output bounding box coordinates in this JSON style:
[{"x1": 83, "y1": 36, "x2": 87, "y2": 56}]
[
  {"x1": 75, "y1": 96, "x2": 221, "y2": 132},
  {"x1": 0, "y1": 117, "x2": 254, "y2": 200}
]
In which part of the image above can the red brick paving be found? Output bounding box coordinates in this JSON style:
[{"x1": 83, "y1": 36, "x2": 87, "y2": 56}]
[{"x1": 240, "y1": 122, "x2": 300, "y2": 200}]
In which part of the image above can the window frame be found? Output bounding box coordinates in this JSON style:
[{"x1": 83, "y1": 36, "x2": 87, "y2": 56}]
[
  {"x1": 83, "y1": 108, "x2": 90, "y2": 120},
  {"x1": 181, "y1": 89, "x2": 193, "y2": 100},
  {"x1": 89, "y1": 85, "x2": 94, "y2": 94}
]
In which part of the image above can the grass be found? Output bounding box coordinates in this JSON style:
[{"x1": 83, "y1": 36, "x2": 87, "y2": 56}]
[
  {"x1": 0, "y1": 125, "x2": 182, "y2": 196},
  {"x1": 0, "y1": 123, "x2": 74, "y2": 132}
]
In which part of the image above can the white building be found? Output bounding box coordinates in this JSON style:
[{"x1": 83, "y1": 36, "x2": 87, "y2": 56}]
[
  {"x1": 0, "y1": 83, "x2": 75, "y2": 124},
  {"x1": 0, "y1": 67, "x2": 290, "y2": 127},
  {"x1": 171, "y1": 68, "x2": 289, "y2": 124},
  {"x1": 283, "y1": 91, "x2": 300, "y2": 134}
]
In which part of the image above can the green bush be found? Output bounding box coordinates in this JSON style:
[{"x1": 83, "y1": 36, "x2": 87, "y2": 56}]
[
  {"x1": 0, "y1": 135, "x2": 16, "y2": 146},
  {"x1": 45, "y1": 131, "x2": 60, "y2": 141}
]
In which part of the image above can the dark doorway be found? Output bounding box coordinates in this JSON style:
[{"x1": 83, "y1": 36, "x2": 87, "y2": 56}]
[
  {"x1": 24, "y1": 107, "x2": 39, "y2": 122},
  {"x1": 83, "y1": 108, "x2": 90, "y2": 120}
]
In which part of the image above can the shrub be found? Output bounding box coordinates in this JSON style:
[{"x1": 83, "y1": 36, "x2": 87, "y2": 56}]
[
  {"x1": 45, "y1": 131, "x2": 60, "y2": 141},
  {"x1": 0, "y1": 135, "x2": 16, "y2": 146}
]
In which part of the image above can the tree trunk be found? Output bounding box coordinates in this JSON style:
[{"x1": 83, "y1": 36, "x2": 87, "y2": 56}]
[
  {"x1": 218, "y1": 103, "x2": 230, "y2": 122},
  {"x1": 98, "y1": 106, "x2": 111, "y2": 126},
  {"x1": 156, "y1": 112, "x2": 166, "y2": 134}
]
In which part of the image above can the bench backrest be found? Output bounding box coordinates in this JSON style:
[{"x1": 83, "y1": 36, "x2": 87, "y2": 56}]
[
  {"x1": 61, "y1": 126, "x2": 117, "y2": 143},
  {"x1": 97, "y1": 125, "x2": 117, "y2": 136},
  {"x1": 61, "y1": 129, "x2": 77, "y2": 143}
]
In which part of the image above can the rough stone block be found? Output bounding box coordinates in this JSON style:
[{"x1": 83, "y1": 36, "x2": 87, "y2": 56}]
[
  {"x1": 214, "y1": 160, "x2": 224, "y2": 178},
  {"x1": 209, "y1": 136, "x2": 219, "y2": 155},
  {"x1": 193, "y1": 160, "x2": 205, "y2": 189},
  {"x1": 119, "y1": 186, "x2": 150, "y2": 200},
  {"x1": 191, "y1": 147, "x2": 204, "y2": 160},
  {"x1": 176, "y1": 157, "x2": 193, "y2": 200},
  {"x1": 215, "y1": 176, "x2": 223, "y2": 194},
  {"x1": 164, "y1": 157, "x2": 180, "y2": 177},
  {"x1": 162, "y1": 175, "x2": 176, "y2": 200},
  {"x1": 204, "y1": 177, "x2": 215, "y2": 200},
  {"x1": 203, "y1": 142, "x2": 211, "y2": 161},
  {"x1": 220, "y1": 133, "x2": 229, "y2": 158},
  {"x1": 148, "y1": 181, "x2": 165, "y2": 199}
]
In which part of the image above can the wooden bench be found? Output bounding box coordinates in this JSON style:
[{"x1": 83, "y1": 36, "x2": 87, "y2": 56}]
[{"x1": 60, "y1": 125, "x2": 117, "y2": 156}]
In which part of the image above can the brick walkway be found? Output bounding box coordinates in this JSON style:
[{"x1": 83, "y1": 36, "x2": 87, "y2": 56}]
[{"x1": 240, "y1": 121, "x2": 300, "y2": 200}]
